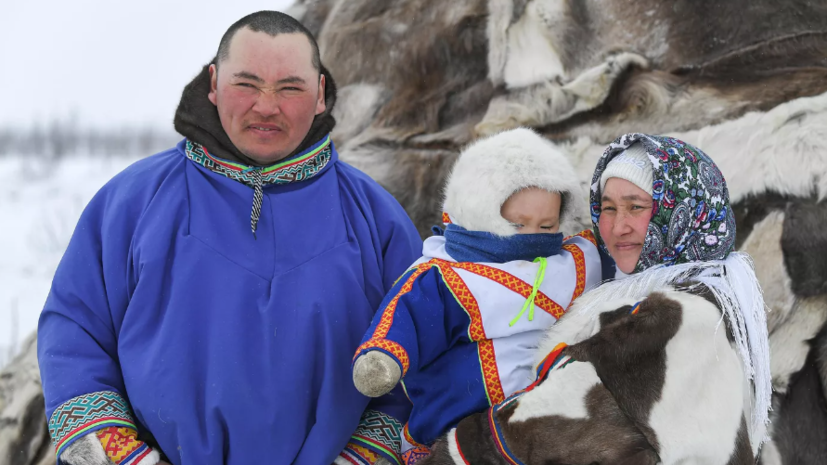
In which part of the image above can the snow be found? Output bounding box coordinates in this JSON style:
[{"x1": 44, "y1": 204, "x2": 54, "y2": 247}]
[{"x1": 0, "y1": 154, "x2": 142, "y2": 367}]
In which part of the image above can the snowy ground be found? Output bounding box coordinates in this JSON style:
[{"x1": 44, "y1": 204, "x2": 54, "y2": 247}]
[{"x1": 0, "y1": 154, "x2": 142, "y2": 368}]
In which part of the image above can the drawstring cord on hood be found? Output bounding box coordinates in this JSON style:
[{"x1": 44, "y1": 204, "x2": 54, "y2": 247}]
[{"x1": 510, "y1": 257, "x2": 548, "y2": 326}]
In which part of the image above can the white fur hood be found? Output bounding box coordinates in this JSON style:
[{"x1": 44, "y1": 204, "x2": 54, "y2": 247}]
[{"x1": 442, "y1": 127, "x2": 585, "y2": 236}]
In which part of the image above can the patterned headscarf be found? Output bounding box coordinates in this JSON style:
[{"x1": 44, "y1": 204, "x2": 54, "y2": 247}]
[
  {"x1": 590, "y1": 133, "x2": 736, "y2": 273},
  {"x1": 586, "y1": 134, "x2": 771, "y2": 452}
]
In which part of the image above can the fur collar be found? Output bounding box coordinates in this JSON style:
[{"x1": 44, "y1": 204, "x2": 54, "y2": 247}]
[{"x1": 173, "y1": 60, "x2": 338, "y2": 166}]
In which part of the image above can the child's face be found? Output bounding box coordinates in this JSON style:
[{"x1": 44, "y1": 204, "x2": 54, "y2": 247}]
[{"x1": 500, "y1": 188, "x2": 562, "y2": 234}]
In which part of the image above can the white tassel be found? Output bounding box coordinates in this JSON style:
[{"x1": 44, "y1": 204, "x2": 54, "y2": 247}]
[{"x1": 567, "y1": 252, "x2": 772, "y2": 453}]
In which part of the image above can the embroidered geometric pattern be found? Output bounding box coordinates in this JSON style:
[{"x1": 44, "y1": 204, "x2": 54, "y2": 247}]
[
  {"x1": 564, "y1": 229, "x2": 598, "y2": 248},
  {"x1": 184, "y1": 135, "x2": 332, "y2": 188},
  {"x1": 355, "y1": 338, "x2": 411, "y2": 375},
  {"x1": 185, "y1": 135, "x2": 333, "y2": 235},
  {"x1": 402, "y1": 446, "x2": 432, "y2": 465},
  {"x1": 477, "y1": 339, "x2": 506, "y2": 404},
  {"x1": 96, "y1": 427, "x2": 152, "y2": 465},
  {"x1": 444, "y1": 259, "x2": 566, "y2": 319},
  {"x1": 561, "y1": 244, "x2": 587, "y2": 306},
  {"x1": 441, "y1": 212, "x2": 452, "y2": 224},
  {"x1": 341, "y1": 442, "x2": 381, "y2": 465},
  {"x1": 49, "y1": 390, "x2": 136, "y2": 457},
  {"x1": 351, "y1": 409, "x2": 404, "y2": 465},
  {"x1": 428, "y1": 261, "x2": 505, "y2": 405}
]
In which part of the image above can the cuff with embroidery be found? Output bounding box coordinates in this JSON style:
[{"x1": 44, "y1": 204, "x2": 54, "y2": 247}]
[
  {"x1": 343, "y1": 409, "x2": 404, "y2": 465},
  {"x1": 338, "y1": 442, "x2": 383, "y2": 465},
  {"x1": 49, "y1": 390, "x2": 138, "y2": 458},
  {"x1": 96, "y1": 427, "x2": 159, "y2": 464}
]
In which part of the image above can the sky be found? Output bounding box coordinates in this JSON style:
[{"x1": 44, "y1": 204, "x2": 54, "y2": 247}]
[
  {"x1": 0, "y1": 0, "x2": 295, "y2": 131},
  {"x1": 0, "y1": 0, "x2": 297, "y2": 364}
]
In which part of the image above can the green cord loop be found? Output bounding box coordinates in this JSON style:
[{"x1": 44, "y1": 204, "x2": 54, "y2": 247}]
[{"x1": 509, "y1": 256, "x2": 548, "y2": 327}]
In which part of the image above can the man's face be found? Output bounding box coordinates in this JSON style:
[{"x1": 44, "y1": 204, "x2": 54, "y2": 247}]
[{"x1": 208, "y1": 29, "x2": 325, "y2": 165}]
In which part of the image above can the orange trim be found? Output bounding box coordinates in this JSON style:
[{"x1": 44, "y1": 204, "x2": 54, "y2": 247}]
[
  {"x1": 371, "y1": 267, "x2": 430, "y2": 340},
  {"x1": 354, "y1": 338, "x2": 411, "y2": 376},
  {"x1": 561, "y1": 244, "x2": 587, "y2": 306},
  {"x1": 564, "y1": 229, "x2": 598, "y2": 247},
  {"x1": 404, "y1": 424, "x2": 426, "y2": 449},
  {"x1": 442, "y1": 212, "x2": 452, "y2": 224},
  {"x1": 476, "y1": 339, "x2": 505, "y2": 404},
  {"x1": 444, "y1": 259, "x2": 566, "y2": 319},
  {"x1": 430, "y1": 261, "x2": 505, "y2": 405}
]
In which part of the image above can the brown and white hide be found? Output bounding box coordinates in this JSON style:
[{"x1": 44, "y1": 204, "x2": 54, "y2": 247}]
[
  {"x1": 295, "y1": 0, "x2": 827, "y2": 459},
  {"x1": 0, "y1": 335, "x2": 55, "y2": 465},
  {"x1": 420, "y1": 289, "x2": 752, "y2": 465},
  {"x1": 297, "y1": 0, "x2": 827, "y2": 237},
  {"x1": 557, "y1": 90, "x2": 827, "y2": 463},
  {"x1": 481, "y1": 0, "x2": 827, "y2": 142},
  {"x1": 760, "y1": 324, "x2": 827, "y2": 465}
]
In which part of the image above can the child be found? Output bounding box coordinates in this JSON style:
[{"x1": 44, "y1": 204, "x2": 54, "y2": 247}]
[{"x1": 351, "y1": 128, "x2": 603, "y2": 463}]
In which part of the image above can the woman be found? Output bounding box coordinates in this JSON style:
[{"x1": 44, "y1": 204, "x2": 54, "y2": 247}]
[{"x1": 419, "y1": 133, "x2": 772, "y2": 465}]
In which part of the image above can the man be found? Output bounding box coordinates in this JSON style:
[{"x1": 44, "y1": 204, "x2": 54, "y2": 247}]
[{"x1": 38, "y1": 11, "x2": 420, "y2": 465}]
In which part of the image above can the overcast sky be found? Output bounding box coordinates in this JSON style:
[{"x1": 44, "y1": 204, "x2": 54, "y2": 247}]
[{"x1": 0, "y1": 0, "x2": 295, "y2": 130}]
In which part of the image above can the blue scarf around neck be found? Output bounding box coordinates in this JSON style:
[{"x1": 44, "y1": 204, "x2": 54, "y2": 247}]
[{"x1": 438, "y1": 224, "x2": 563, "y2": 263}]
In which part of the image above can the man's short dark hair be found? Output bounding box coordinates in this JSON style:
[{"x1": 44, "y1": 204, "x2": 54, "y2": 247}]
[{"x1": 216, "y1": 11, "x2": 321, "y2": 71}]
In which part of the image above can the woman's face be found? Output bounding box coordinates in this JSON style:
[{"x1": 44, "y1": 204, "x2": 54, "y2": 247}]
[{"x1": 598, "y1": 178, "x2": 654, "y2": 274}]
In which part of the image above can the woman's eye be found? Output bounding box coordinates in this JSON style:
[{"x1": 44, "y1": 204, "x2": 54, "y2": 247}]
[
  {"x1": 540, "y1": 225, "x2": 556, "y2": 230},
  {"x1": 237, "y1": 83, "x2": 255, "y2": 88},
  {"x1": 510, "y1": 223, "x2": 524, "y2": 229},
  {"x1": 601, "y1": 206, "x2": 616, "y2": 212}
]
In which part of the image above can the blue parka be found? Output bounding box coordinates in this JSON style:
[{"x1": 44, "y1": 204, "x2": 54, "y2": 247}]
[{"x1": 38, "y1": 135, "x2": 421, "y2": 465}]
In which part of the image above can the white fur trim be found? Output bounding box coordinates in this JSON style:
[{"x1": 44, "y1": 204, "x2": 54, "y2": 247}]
[{"x1": 443, "y1": 127, "x2": 583, "y2": 236}]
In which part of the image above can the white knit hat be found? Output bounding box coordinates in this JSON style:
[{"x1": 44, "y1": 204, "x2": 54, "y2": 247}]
[
  {"x1": 442, "y1": 127, "x2": 585, "y2": 237},
  {"x1": 599, "y1": 143, "x2": 653, "y2": 196}
]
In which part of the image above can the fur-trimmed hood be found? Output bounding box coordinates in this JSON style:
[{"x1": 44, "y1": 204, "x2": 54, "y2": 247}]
[{"x1": 442, "y1": 127, "x2": 584, "y2": 237}]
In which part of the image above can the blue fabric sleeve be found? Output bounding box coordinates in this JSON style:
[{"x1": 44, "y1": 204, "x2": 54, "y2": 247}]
[
  {"x1": 37, "y1": 169, "x2": 150, "y2": 456},
  {"x1": 355, "y1": 266, "x2": 471, "y2": 378},
  {"x1": 376, "y1": 203, "x2": 422, "y2": 293}
]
